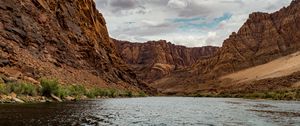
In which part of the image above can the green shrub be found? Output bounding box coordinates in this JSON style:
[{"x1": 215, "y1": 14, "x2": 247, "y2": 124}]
[
  {"x1": 40, "y1": 79, "x2": 60, "y2": 97},
  {"x1": 283, "y1": 92, "x2": 296, "y2": 100},
  {"x1": 193, "y1": 93, "x2": 216, "y2": 97},
  {"x1": 85, "y1": 88, "x2": 103, "y2": 98},
  {"x1": 56, "y1": 87, "x2": 70, "y2": 98},
  {"x1": 96, "y1": 88, "x2": 109, "y2": 96},
  {"x1": 125, "y1": 90, "x2": 133, "y2": 97},
  {"x1": 109, "y1": 89, "x2": 117, "y2": 98},
  {"x1": 265, "y1": 92, "x2": 275, "y2": 99},
  {"x1": 85, "y1": 88, "x2": 121, "y2": 98},
  {"x1": 68, "y1": 85, "x2": 86, "y2": 96},
  {"x1": 243, "y1": 92, "x2": 265, "y2": 99},
  {"x1": 40, "y1": 79, "x2": 79, "y2": 98},
  {"x1": 138, "y1": 91, "x2": 147, "y2": 97},
  {"x1": 7, "y1": 82, "x2": 38, "y2": 96},
  {"x1": 0, "y1": 78, "x2": 147, "y2": 99},
  {"x1": 85, "y1": 88, "x2": 97, "y2": 98},
  {"x1": 0, "y1": 83, "x2": 8, "y2": 94},
  {"x1": 23, "y1": 83, "x2": 38, "y2": 96}
]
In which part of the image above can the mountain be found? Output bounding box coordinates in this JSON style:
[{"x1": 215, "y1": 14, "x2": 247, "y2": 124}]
[
  {"x1": 0, "y1": 0, "x2": 149, "y2": 91},
  {"x1": 151, "y1": 0, "x2": 300, "y2": 94},
  {"x1": 113, "y1": 39, "x2": 219, "y2": 83}
]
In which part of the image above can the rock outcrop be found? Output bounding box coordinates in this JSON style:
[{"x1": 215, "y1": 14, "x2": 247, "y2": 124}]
[
  {"x1": 0, "y1": 0, "x2": 149, "y2": 91},
  {"x1": 197, "y1": 0, "x2": 300, "y2": 78},
  {"x1": 152, "y1": 0, "x2": 300, "y2": 94},
  {"x1": 113, "y1": 39, "x2": 219, "y2": 83}
]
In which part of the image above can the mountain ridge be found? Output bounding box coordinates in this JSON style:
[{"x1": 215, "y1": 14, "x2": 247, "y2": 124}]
[
  {"x1": 148, "y1": 0, "x2": 300, "y2": 94},
  {"x1": 113, "y1": 39, "x2": 219, "y2": 83}
]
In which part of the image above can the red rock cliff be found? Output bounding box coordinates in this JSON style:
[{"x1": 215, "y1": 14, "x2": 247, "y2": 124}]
[
  {"x1": 198, "y1": 0, "x2": 300, "y2": 78},
  {"x1": 152, "y1": 0, "x2": 300, "y2": 93},
  {"x1": 0, "y1": 0, "x2": 149, "y2": 90},
  {"x1": 113, "y1": 39, "x2": 219, "y2": 83}
]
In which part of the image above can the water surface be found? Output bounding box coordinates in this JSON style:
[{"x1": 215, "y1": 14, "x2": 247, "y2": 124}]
[{"x1": 0, "y1": 97, "x2": 299, "y2": 126}]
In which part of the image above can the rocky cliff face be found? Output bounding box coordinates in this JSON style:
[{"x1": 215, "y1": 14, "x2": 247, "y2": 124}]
[
  {"x1": 113, "y1": 39, "x2": 219, "y2": 83},
  {"x1": 152, "y1": 0, "x2": 300, "y2": 94},
  {"x1": 0, "y1": 0, "x2": 148, "y2": 90},
  {"x1": 197, "y1": 0, "x2": 300, "y2": 78}
]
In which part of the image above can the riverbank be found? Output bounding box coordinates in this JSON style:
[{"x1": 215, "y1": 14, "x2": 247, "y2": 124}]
[
  {"x1": 0, "y1": 79, "x2": 147, "y2": 104},
  {"x1": 2, "y1": 79, "x2": 300, "y2": 104},
  {"x1": 191, "y1": 89, "x2": 300, "y2": 101}
]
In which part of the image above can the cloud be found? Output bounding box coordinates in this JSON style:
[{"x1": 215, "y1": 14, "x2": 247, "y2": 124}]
[
  {"x1": 95, "y1": 0, "x2": 293, "y2": 47},
  {"x1": 110, "y1": 0, "x2": 137, "y2": 10},
  {"x1": 206, "y1": 32, "x2": 217, "y2": 45},
  {"x1": 167, "y1": 0, "x2": 188, "y2": 9},
  {"x1": 172, "y1": 13, "x2": 232, "y2": 32},
  {"x1": 95, "y1": 0, "x2": 148, "y2": 16}
]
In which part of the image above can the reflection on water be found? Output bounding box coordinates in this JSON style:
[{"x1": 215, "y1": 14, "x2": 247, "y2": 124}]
[{"x1": 0, "y1": 97, "x2": 299, "y2": 126}]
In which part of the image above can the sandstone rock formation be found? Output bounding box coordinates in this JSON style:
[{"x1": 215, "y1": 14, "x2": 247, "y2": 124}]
[
  {"x1": 152, "y1": 0, "x2": 300, "y2": 94},
  {"x1": 0, "y1": 0, "x2": 149, "y2": 91},
  {"x1": 200, "y1": 0, "x2": 300, "y2": 78},
  {"x1": 113, "y1": 39, "x2": 219, "y2": 83}
]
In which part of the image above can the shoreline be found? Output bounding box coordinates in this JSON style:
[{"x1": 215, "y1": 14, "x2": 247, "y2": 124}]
[
  {"x1": 1, "y1": 94, "x2": 300, "y2": 104},
  {"x1": 0, "y1": 93, "x2": 108, "y2": 104},
  {"x1": 1, "y1": 78, "x2": 299, "y2": 104},
  {"x1": 0, "y1": 79, "x2": 147, "y2": 104},
  {"x1": 0, "y1": 93, "x2": 147, "y2": 104},
  {"x1": 189, "y1": 89, "x2": 300, "y2": 101}
]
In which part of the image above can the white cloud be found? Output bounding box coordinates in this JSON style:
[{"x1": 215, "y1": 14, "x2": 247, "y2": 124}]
[
  {"x1": 95, "y1": 0, "x2": 293, "y2": 47},
  {"x1": 167, "y1": 0, "x2": 188, "y2": 9}
]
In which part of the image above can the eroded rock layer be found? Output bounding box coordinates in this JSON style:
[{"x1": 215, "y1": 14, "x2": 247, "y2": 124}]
[
  {"x1": 113, "y1": 39, "x2": 219, "y2": 83},
  {"x1": 0, "y1": 0, "x2": 149, "y2": 91},
  {"x1": 152, "y1": 0, "x2": 300, "y2": 94}
]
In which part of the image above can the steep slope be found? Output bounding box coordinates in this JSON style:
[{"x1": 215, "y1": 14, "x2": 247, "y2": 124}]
[
  {"x1": 0, "y1": 0, "x2": 148, "y2": 91},
  {"x1": 152, "y1": 0, "x2": 300, "y2": 94},
  {"x1": 221, "y1": 52, "x2": 300, "y2": 83},
  {"x1": 113, "y1": 39, "x2": 219, "y2": 83}
]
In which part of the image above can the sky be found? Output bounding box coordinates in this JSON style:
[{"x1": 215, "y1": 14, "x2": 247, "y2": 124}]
[{"x1": 95, "y1": 0, "x2": 292, "y2": 47}]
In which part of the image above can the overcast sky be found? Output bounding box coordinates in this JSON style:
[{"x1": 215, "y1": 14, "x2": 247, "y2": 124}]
[{"x1": 95, "y1": 0, "x2": 292, "y2": 47}]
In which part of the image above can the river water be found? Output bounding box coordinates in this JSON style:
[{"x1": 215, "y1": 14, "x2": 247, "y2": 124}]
[{"x1": 0, "y1": 97, "x2": 299, "y2": 126}]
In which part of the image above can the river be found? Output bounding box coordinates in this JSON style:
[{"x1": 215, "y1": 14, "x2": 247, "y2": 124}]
[{"x1": 0, "y1": 97, "x2": 299, "y2": 126}]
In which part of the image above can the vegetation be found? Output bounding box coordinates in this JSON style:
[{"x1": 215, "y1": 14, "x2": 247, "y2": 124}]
[
  {"x1": 40, "y1": 79, "x2": 60, "y2": 97},
  {"x1": 9, "y1": 82, "x2": 38, "y2": 96},
  {"x1": 124, "y1": 90, "x2": 133, "y2": 97},
  {"x1": 0, "y1": 82, "x2": 38, "y2": 96},
  {"x1": 193, "y1": 89, "x2": 300, "y2": 100},
  {"x1": 68, "y1": 85, "x2": 87, "y2": 96},
  {"x1": 138, "y1": 91, "x2": 147, "y2": 97},
  {"x1": 39, "y1": 79, "x2": 147, "y2": 99},
  {"x1": 85, "y1": 88, "x2": 117, "y2": 98},
  {"x1": 0, "y1": 79, "x2": 148, "y2": 101},
  {"x1": 0, "y1": 83, "x2": 7, "y2": 94}
]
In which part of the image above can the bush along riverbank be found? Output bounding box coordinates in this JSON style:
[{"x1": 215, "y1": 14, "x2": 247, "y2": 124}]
[
  {"x1": 191, "y1": 89, "x2": 300, "y2": 100},
  {"x1": 0, "y1": 79, "x2": 147, "y2": 104}
]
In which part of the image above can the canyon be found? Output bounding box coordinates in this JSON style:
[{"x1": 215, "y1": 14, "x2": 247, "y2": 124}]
[
  {"x1": 0, "y1": 0, "x2": 300, "y2": 97},
  {"x1": 114, "y1": 0, "x2": 300, "y2": 95},
  {"x1": 113, "y1": 39, "x2": 219, "y2": 83},
  {"x1": 0, "y1": 0, "x2": 150, "y2": 92},
  {"x1": 0, "y1": 0, "x2": 299, "y2": 125}
]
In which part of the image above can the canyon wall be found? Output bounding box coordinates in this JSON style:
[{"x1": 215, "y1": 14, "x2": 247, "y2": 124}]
[
  {"x1": 113, "y1": 39, "x2": 219, "y2": 83},
  {"x1": 152, "y1": 0, "x2": 300, "y2": 94},
  {"x1": 0, "y1": 0, "x2": 149, "y2": 91}
]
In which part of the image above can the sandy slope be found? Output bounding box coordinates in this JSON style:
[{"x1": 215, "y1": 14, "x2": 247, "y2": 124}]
[{"x1": 221, "y1": 52, "x2": 300, "y2": 83}]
